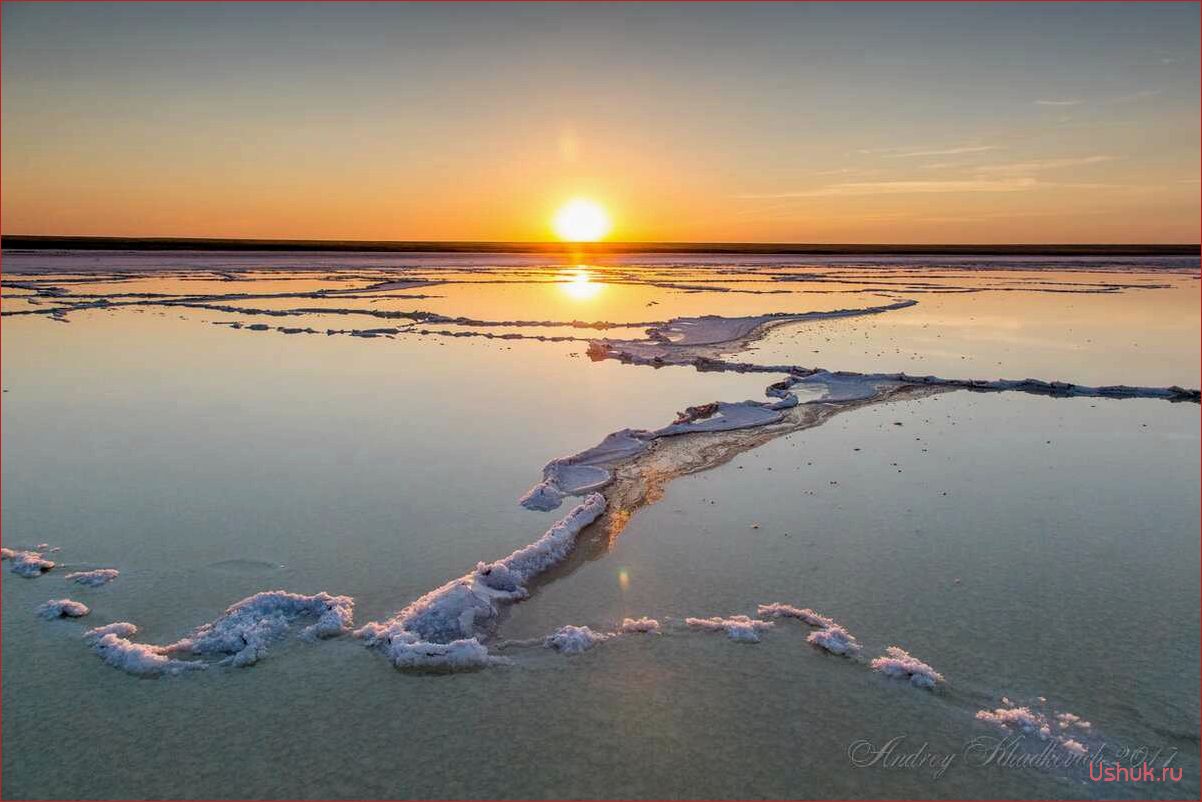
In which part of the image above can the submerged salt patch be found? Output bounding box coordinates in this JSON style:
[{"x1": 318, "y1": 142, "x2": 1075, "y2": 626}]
[
  {"x1": 545, "y1": 625, "x2": 610, "y2": 654},
  {"x1": 37, "y1": 598, "x2": 90, "y2": 619},
  {"x1": 357, "y1": 493, "x2": 606, "y2": 670},
  {"x1": 1, "y1": 547, "x2": 55, "y2": 577},
  {"x1": 870, "y1": 646, "x2": 944, "y2": 688},
  {"x1": 620, "y1": 616, "x2": 661, "y2": 634},
  {"x1": 64, "y1": 569, "x2": 119, "y2": 587},
  {"x1": 686, "y1": 615, "x2": 774, "y2": 643}
]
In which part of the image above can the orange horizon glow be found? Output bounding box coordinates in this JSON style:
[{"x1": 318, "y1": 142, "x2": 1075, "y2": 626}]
[{"x1": 1, "y1": 4, "x2": 1199, "y2": 245}]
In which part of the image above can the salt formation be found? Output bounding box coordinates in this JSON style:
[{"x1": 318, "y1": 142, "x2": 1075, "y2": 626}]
[
  {"x1": 757, "y1": 603, "x2": 860, "y2": 655},
  {"x1": 757, "y1": 603, "x2": 835, "y2": 628},
  {"x1": 37, "y1": 599, "x2": 90, "y2": 619},
  {"x1": 167, "y1": 591, "x2": 355, "y2": 667},
  {"x1": 1, "y1": 547, "x2": 55, "y2": 577},
  {"x1": 83, "y1": 623, "x2": 207, "y2": 677},
  {"x1": 685, "y1": 615, "x2": 774, "y2": 643},
  {"x1": 976, "y1": 700, "x2": 1093, "y2": 755},
  {"x1": 619, "y1": 617, "x2": 662, "y2": 634},
  {"x1": 357, "y1": 493, "x2": 606, "y2": 670},
  {"x1": 870, "y1": 646, "x2": 944, "y2": 688},
  {"x1": 83, "y1": 591, "x2": 354, "y2": 675},
  {"x1": 64, "y1": 569, "x2": 119, "y2": 587},
  {"x1": 521, "y1": 431, "x2": 652, "y2": 511},
  {"x1": 806, "y1": 625, "x2": 861, "y2": 656},
  {"x1": 545, "y1": 625, "x2": 610, "y2": 654}
]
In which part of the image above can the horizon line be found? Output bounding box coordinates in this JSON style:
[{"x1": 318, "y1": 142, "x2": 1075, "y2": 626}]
[{"x1": 1, "y1": 234, "x2": 1198, "y2": 258}]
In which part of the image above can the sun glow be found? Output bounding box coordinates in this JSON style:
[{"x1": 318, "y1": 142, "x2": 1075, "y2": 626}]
[
  {"x1": 559, "y1": 267, "x2": 602, "y2": 301},
  {"x1": 552, "y1": 198, "x2": 611, "y2": 242}
]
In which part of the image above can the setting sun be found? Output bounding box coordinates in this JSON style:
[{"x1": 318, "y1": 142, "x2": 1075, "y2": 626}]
[{"x1": 552, "y1": 199, "x2": 611, "y2": 242}]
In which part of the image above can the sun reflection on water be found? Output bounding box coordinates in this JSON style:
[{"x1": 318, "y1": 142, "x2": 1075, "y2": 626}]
[{"x1": 559, "y1": 267, "x2": 603, "y2": 301}]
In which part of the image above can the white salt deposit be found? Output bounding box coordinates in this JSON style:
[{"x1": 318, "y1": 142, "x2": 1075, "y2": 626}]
[
  {"x1": 521, "y1": 429, "x2": 652, "y2": 511},
  {"x1": 84, "y1": 622, "x2": 139, "y2": 641},
  {"x1": 619, "y1": 616, "x2": 662, "y2": 634},
  {"x1": 37, "y1": 598, "x2": 90, "y2": 619},
  {"x1": 1056, "y1": 711, "x2": 1091, "y2": 730},
  {"x1": 64, "y1": 569, "x2": 119, "y2": 587},
  {"x1": 90, "y1": 631, "x2": 208, "y2": 677},
  {"x1": 807, "y1": 625, "x2": 861, "y2": 655},
  {"x1": 757, "y1": 603, "x2": 835, "y2": 628},
  {"x1": 1, "y1": 547, "x2": 55, "y2": 577},
  {"x1": 655, "y1": 400, "x2": 783, "y2": 435},
  {"x1": 357, "y1": 494, "x2": 606, "y2": 670},
  {"x1": 975, "y1": 700, "x2": 1094, "y2": 759},
  {"x1": 545, "y1": 625, "x2": 610, "y2": 654},
  {"x1": 371, "y1": 632, "x2": 509, "y2": 670},
  {"x1": 167, "y1": 590, "x2": 355, "y2": 667},
  {"x1": 756, "y1": 603, "x2": 859, "y2": 654},
  {"x1": 685, "y1": 615, "x2": 774, "y2": 643},
  {"x1": 870, "y1": 646, "x2": 945, "y2": 688},
  {"x1": 1060, "y1": 739, "x2": 1088, "y2": 756}
]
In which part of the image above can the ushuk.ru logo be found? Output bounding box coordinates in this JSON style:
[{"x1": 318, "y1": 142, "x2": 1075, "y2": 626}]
[{"x1": 1090, "y1": 761, "x2": 1183, "y2": 783}]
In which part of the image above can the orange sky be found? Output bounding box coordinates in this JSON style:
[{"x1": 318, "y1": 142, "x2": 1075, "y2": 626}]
[{"x1": 2, "y1": 3, "x2": 1199, "y2": 243}]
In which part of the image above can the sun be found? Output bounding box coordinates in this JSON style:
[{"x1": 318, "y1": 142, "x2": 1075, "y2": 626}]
[{"x1": 552, "y1": 198, "x2": 611, "y2": 242}]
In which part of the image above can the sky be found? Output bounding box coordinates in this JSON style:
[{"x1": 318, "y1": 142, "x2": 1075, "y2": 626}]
[{"x1": 2, "y1": 2, "x2": 1199, "y2": 243}]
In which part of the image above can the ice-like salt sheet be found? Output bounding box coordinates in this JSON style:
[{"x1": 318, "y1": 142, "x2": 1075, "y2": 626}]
[
  {"x1": 619, "y1": 616, "x2": 661, "y2": 634},
  {"x1": 655, "y1": 400, "x2": 784, "y2": 435},
  {"x1": 37, "y1": 598, "x2": 90, "y2": 619},
  {"x1": 521, "y1": 430, "x2": 652, "y2": 511},
  {"x1": 545, "y1": 625, "x2": 610, "y2": 654},
  {"x1": 356, "y1": 493, "x2": 606, "y2": 670},
  {"x1": 64, "y1": 569, "x2": 119, "y2": 587},
  {"x1": 1, "y1": 547, "x2": 55, "y2": 577},
  {"x1": 869, "y1": 646, "x2": 945, "y2": 688},
  {"x1": 685, "y1": 615, "x2": 774, "y2": 642}
]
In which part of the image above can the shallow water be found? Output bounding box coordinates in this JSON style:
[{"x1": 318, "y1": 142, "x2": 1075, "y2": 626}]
[{"x1": 2, "y1": 251, "x2": 1198, "y2": 799}]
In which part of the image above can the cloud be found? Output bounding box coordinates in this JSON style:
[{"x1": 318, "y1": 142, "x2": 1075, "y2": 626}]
[
  {"x1": 1109, "y1": 89, "x2": 1163, "y2": 104},
  {"x1": 888, "y1": 145, "x2": 1000, "y2": 158},
  {"x1": 974, "y1": 156, "x2": 1114, "y2": 175},
  {"x1": 739, "y1": 177, "x2": 1038, "y2": 198},
  {"x1": 1035, "y1": 99, "x2": 1082, "y2": 107}
]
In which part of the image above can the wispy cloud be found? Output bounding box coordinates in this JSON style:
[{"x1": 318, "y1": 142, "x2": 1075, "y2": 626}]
[
  {"x1": 738, "y1": 177, "x2": 1038, "y2": 199},
  {"x1": 1035, "y1": 99, "x2": 1082, "y2": 107},
  {"x1": 1109, "y1": 88, "x2": 1163, "y2": 104},
  {"x1": 974, "y1": 156, "x2": 1114, "y2": 175},
  {"x1": 887, "y1": 145, "x2": 1000, "y2": 158}
]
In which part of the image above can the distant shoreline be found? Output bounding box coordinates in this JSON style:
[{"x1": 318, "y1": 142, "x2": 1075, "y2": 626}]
[{"x1": 1, "y1": 235, "x2": 1197, "y2": 257}]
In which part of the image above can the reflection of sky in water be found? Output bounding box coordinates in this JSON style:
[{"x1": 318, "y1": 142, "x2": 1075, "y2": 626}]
[{"x1": 1, "y1": 254, "x2": 1198, "y2": 799}]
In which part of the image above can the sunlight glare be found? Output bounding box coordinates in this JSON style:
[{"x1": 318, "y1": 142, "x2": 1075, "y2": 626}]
[
  {"x1": 552, "y1": 199, "x2": 611, "y2": 242},
  {"x1": 559, "y1": 267, "x2": 602, "y2": 301}
]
